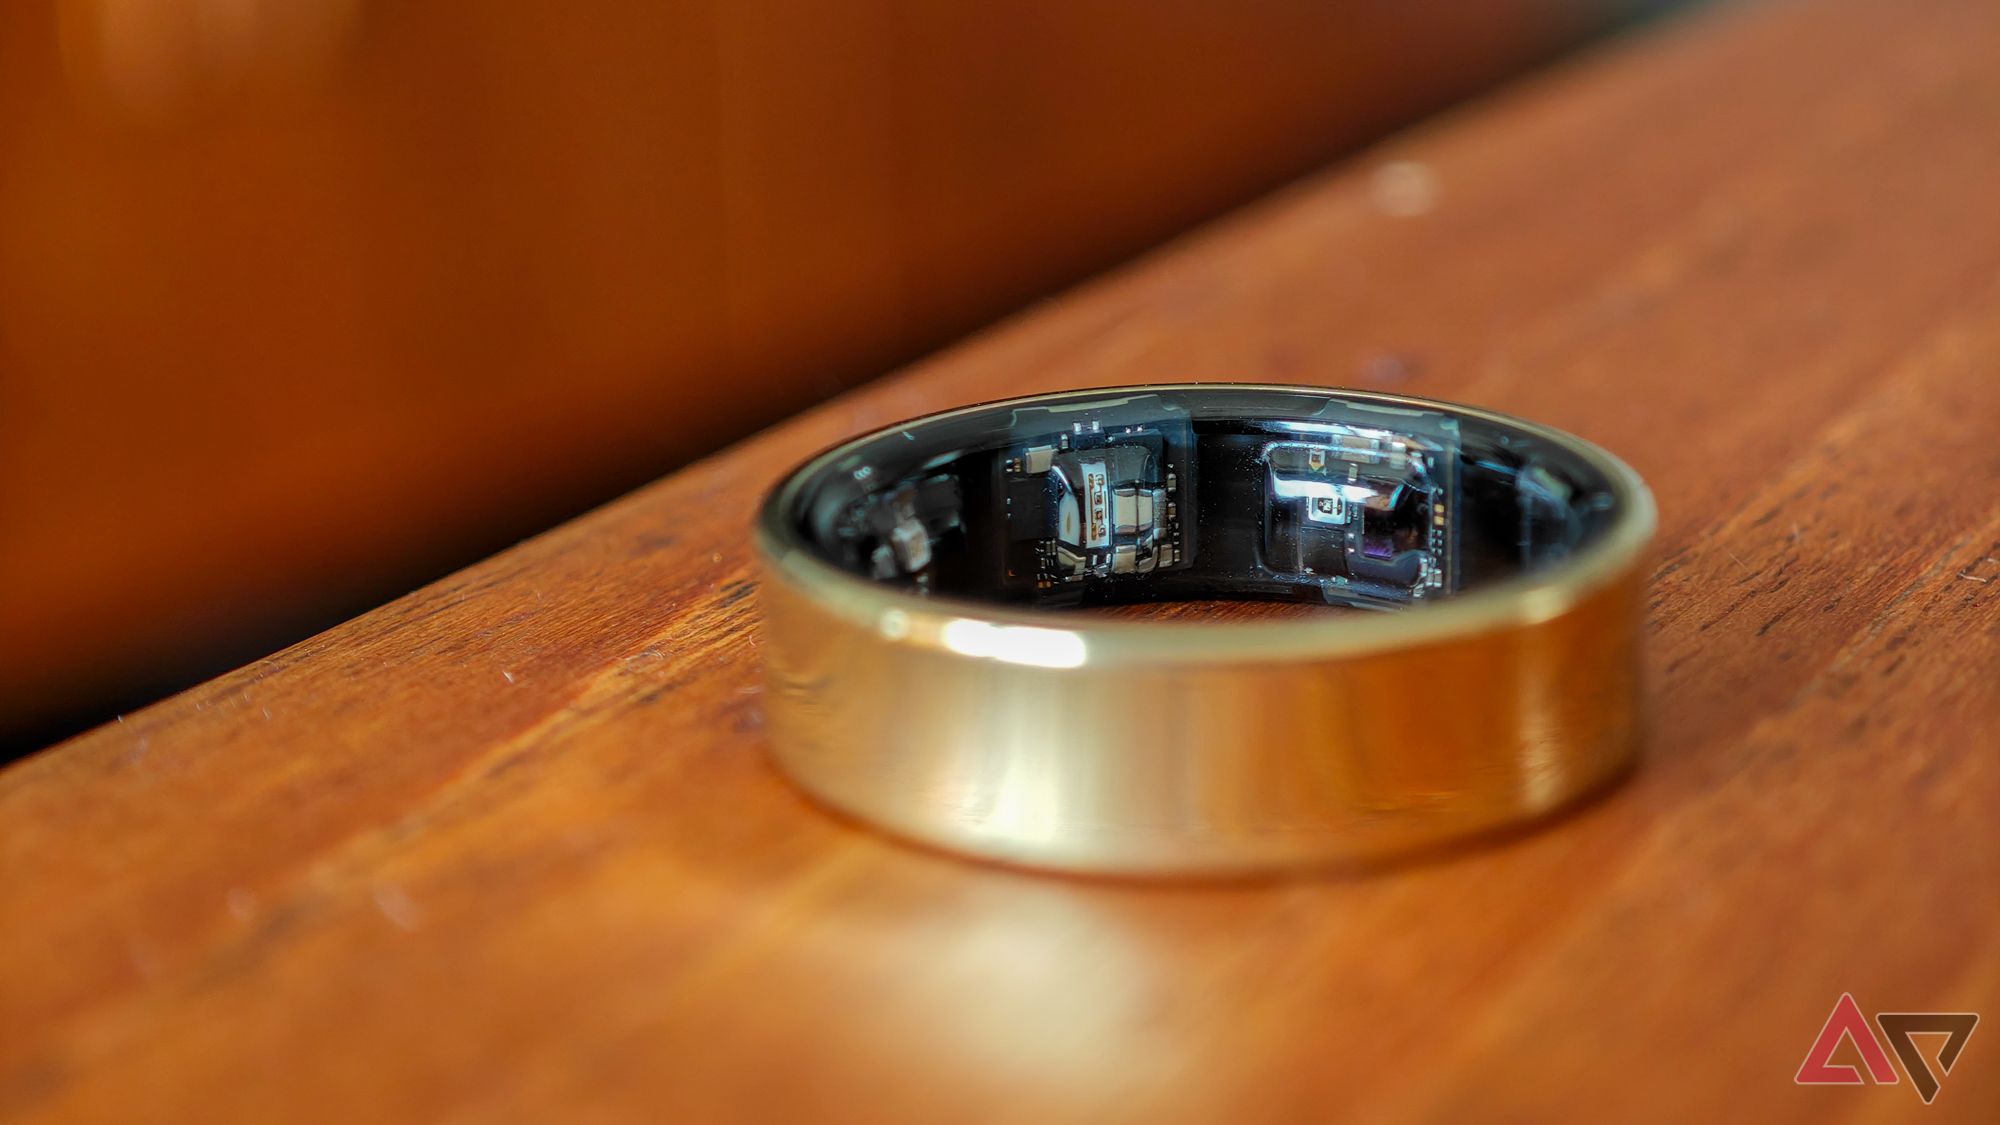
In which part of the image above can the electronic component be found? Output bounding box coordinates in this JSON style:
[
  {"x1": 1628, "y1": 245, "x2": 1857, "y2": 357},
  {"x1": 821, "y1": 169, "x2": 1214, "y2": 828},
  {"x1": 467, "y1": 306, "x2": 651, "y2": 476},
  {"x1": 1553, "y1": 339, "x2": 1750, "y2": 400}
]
[
  {"x1": 832, "y1": 473, "x2": 961, "y2": 589},
  {"x1": 1002, "y1": 419, "x2": 1185, "y2": 588},
  {"x1": 805, "y1": 391, "x2": 1481, "y2": 609},
  {"x1": 1261, "y1": 426, "x2": 1451, "y2": 603}
]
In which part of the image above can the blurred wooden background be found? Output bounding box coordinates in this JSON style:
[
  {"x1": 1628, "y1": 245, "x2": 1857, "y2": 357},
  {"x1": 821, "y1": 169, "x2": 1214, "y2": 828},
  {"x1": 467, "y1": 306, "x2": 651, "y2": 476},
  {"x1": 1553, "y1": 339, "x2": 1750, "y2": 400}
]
[
  {"x1": 0, "y1": 0, "x2": 1665, "y2": 750},
  {"x1": 3, "y1": 0, "x2": 1994, "y2": 1118}
]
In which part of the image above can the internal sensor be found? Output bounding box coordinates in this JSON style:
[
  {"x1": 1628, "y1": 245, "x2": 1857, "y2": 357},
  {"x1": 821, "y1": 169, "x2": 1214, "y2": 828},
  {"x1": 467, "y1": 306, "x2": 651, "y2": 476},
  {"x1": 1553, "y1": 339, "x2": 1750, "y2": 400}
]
[
  {"x1": 1260, "y1": 429, "x2": 1450, "y2": 605},
  {"x1": 1002, "y1": 417, "x2": 1187, "y2": 589}
]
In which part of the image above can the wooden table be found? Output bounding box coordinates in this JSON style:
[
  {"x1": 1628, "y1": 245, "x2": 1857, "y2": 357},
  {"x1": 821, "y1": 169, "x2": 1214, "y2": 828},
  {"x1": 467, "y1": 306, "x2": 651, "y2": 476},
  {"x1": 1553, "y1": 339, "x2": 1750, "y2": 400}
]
[{"x1": 4, "y1": 0, "x2": 1996, "y2": 1119}]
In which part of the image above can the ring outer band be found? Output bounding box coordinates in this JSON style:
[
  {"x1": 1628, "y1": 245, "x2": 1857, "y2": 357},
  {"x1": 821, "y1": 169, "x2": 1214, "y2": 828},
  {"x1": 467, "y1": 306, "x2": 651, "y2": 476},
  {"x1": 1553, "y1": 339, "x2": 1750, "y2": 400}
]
[{"x1": 755, "y1": 385, "x2": 1656, "y2": 877}]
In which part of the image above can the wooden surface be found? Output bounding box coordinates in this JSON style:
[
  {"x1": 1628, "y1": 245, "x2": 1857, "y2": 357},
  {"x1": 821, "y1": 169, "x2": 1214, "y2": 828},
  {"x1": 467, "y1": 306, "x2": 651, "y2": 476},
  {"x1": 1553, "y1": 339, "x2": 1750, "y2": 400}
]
[
  {"x1": 0, "y1": 0, "x2": 1635, "y2": 749},
  {"x1": 5, "y1": 0, "x2": 1999, "y2": 1119}
]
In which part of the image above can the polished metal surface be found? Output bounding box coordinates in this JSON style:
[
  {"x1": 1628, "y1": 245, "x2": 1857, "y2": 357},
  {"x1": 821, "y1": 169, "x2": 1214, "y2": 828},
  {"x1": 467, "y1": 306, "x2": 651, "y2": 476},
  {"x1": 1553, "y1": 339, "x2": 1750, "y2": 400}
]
[{"x1": 756, "y1": 385, "x2": 1655, "y2": 876}]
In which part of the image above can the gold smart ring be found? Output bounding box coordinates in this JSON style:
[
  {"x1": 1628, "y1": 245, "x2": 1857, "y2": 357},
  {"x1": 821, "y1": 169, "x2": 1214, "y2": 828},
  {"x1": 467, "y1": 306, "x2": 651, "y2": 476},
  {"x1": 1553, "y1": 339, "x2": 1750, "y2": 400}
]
[{"x1": 756, "y1": 385, "x2": 1654, "y2": 876}]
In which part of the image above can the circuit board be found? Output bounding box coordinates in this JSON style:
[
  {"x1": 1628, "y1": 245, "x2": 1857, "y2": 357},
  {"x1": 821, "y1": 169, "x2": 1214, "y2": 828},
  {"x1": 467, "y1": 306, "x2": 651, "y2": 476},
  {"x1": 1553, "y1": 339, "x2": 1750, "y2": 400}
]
[
  {"x1": 1259, "y1": 422, "x2": 1451, "y2": 603},
  {"x1": 1000, "y1": 417, "x2": 1189, "y2": 590}
]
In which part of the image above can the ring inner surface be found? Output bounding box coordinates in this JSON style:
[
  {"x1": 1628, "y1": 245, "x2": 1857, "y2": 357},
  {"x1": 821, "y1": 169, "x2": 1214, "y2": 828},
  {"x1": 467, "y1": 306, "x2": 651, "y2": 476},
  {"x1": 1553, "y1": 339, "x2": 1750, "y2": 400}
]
[{"x1": 781, "y1": 388, "x2": 1623, "y2": 611}]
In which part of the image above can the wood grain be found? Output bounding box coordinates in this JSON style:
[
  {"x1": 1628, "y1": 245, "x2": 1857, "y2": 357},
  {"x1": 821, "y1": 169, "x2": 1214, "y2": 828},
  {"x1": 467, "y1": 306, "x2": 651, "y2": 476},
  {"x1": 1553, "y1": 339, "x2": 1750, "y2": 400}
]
[{"x1": 3, "y1": 0, "x2": 1997, "y2": 1120}]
